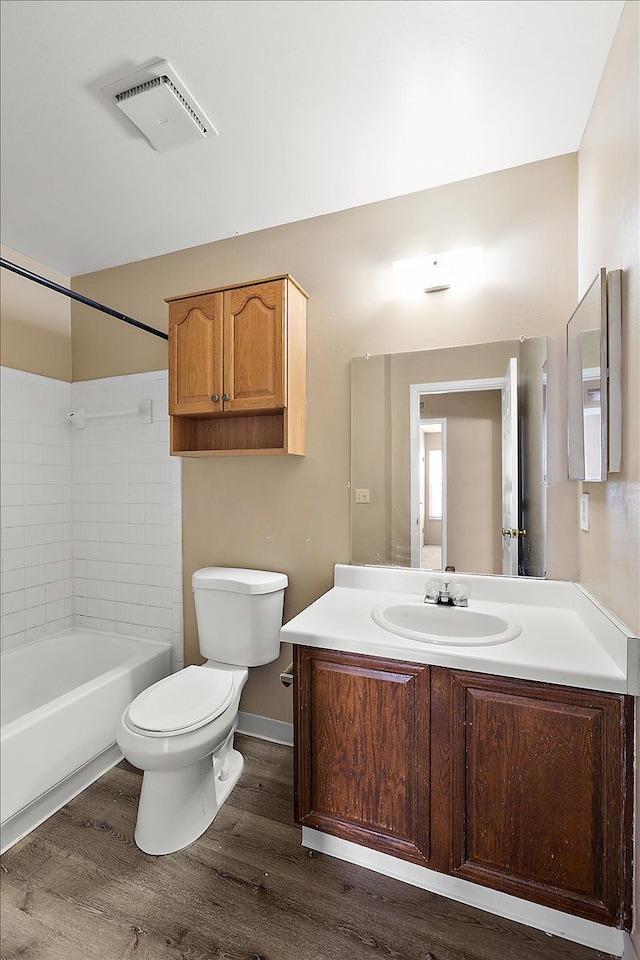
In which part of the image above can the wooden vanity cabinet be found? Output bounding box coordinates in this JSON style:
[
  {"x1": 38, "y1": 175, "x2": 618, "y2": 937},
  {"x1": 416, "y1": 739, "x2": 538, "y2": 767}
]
[
  {"x1": 448, "y1": 670, "x2": 633, "y2": 927},
  {"x1": 167, "y1": 275, "x2": 307, "y2": 456},
  {"x1": 294, "y1": 647, "x2": 437, "y2": 868},
  {"x1": 294, "y1": 648, "x2": 633, "y2": 929}
]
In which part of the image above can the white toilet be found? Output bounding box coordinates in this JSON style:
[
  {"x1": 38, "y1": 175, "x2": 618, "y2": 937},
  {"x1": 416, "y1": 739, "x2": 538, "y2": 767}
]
[{"x1": 116, "y1": 567, "x2": 287, "y2": 855}]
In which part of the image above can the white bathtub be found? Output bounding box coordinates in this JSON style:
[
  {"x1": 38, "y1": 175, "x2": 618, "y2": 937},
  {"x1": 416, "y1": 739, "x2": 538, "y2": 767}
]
[{"x1": 0, "y1": 628, "x2": 171, "y2": 852}]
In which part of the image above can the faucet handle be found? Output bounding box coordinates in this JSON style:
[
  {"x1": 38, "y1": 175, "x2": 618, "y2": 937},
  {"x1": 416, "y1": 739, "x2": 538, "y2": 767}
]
[
  {"x1": 450, "y1": 582, "x2": 469, "y2": 606},
  {"x1": 424, "y1": 581, "x2": 439, "y2": 603}
]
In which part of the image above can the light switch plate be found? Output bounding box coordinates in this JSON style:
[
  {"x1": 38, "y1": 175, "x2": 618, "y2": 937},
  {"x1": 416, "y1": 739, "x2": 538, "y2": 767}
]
[{"x1": 580, "y1": 493, "x2": 590, "y2": 532}]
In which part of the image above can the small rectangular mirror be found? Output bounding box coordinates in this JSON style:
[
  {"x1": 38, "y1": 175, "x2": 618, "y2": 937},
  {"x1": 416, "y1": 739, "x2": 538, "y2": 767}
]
[{"x1": 566, "y1": 268, "x2": 621, "y2": 482}]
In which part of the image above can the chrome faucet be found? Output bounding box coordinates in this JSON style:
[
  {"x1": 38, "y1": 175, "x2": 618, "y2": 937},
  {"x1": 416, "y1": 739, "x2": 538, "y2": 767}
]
[{"x1": 424, "y1": 581, "x2": 469, "y2": 607}]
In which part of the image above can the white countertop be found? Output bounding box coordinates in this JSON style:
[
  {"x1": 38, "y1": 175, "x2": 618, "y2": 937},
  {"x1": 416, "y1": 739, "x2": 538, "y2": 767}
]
[{"x1": 280, "y1": 565, "x2": 636, "y2": 694}]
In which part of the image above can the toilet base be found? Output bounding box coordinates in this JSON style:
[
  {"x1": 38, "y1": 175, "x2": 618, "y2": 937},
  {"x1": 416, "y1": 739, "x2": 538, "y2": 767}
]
[{"x1": 134, "y1": 745, "x2": 244, "y2": 856}]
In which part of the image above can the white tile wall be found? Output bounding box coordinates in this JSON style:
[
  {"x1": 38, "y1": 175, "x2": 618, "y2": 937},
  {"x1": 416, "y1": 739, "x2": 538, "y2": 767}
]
[
  {"x1": 1, "y1": 367, "x2": 73, "y2": 650},
  {"x1": 71, "y1": 371, "x2": 183, "y2": 670},
  {"x1": 0, "y1": 367, "x2": 183, "y2": 669}
]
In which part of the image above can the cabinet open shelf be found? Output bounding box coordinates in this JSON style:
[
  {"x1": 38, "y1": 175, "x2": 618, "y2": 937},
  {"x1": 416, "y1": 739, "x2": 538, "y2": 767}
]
[{"x1": 170, "y1": 409, "x2": 305, "y2": 456}]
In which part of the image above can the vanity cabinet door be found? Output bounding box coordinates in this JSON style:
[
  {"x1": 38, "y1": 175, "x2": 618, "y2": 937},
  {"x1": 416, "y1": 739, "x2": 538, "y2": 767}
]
[
  {"x1": 295, "y1": 647, "x2": 433, "y2": 867},
  {"x1": 448, "y1": 671, "x2": 633, "y2": 928}
]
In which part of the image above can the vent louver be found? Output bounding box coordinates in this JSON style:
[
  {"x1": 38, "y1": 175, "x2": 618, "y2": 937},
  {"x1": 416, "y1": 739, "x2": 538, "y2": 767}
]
[
  {"x1": 115, "y1": 76, "x2": 207, "y2": 136},
  {"x1": 102, "y1": 60, "x2": 217, "y2": 153}
]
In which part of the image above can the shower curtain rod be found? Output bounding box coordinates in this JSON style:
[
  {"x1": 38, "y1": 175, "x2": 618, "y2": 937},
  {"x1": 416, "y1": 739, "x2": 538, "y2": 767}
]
[{"x1": 0, "y1": 258, "x2": 169, "y2": 342}]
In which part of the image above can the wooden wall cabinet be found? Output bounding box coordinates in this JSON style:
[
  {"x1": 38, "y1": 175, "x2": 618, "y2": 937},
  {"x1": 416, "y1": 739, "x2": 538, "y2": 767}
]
[
  {"x1": 167, "y1": 275, "x2": 307, "y2": 456},
  {"x1": 294, "y1": 648, "x2": 633, "y2": 929}
]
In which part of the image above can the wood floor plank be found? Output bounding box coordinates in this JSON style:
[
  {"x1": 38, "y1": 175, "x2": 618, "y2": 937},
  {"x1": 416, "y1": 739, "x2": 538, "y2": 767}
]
[
  {"x1": 1, "y1": 736, "x2": 615, "y2": 960},
  {"x1": 1, "y1": 897, "x2": 107, "y2": 960},
  {"x1": 194, "y1": 815, "x2": 600, "y2": 960}
]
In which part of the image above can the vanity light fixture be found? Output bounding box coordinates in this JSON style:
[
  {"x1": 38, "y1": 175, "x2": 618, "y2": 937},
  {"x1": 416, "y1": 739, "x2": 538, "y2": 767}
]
[{"x1": 392, "y1": 246, "x2": 483, "y2": 299}]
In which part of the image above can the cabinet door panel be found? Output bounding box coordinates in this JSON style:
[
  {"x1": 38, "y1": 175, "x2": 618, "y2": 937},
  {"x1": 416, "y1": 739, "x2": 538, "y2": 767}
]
[
  {"x1": 295, "y1": 648, "x2": 431, "y2": 866},
  {"x1": 450, "y1": 672, "x2": 632, "y2": 927},
  {"x1": 224, "y1": 281, "x2": 284, "y2": 411},
  {"x1": 169, "y1": 293, "x2": 223, "y2": 415}
]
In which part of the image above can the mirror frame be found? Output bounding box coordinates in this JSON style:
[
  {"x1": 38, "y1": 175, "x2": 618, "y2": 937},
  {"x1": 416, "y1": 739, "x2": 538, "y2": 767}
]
[{"x1": 566, "y1": 268, "x2": 622, "y2": 481}]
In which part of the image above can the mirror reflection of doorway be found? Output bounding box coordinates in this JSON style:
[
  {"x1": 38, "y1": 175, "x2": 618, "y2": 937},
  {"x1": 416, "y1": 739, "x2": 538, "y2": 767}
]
[
  {"x1": 420, "y1": 420, "x2": 445, "y2": 569},
  {"x1": 410, "y1": 377, "x2": 505, "y2": 573}
]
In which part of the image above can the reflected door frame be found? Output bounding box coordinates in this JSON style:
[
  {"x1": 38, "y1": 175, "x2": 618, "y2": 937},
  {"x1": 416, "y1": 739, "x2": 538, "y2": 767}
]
[
  {"x1": 501, "y1": 358, "x2": 519, "y2": 576},
  {"x1": 420, "y1": 418, "x2": 447, "y2": 570},
  {"x1": 410, "y1": 377, "x2": 503, "y2": 569}
]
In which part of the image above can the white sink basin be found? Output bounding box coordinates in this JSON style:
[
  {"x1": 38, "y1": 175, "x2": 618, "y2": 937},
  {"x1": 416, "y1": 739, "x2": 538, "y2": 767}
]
[{"x1": 371, "y1": 602, "x2": 522, "y2": 646}]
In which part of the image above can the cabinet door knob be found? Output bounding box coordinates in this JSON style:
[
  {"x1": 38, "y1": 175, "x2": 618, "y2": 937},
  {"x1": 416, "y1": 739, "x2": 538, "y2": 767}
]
[
  {"x1": 211, "y1": 394, "x2": 219, "y2": 403},
  {"x1": 222, "y1": 393, "x2": 230, "y2": 402}
]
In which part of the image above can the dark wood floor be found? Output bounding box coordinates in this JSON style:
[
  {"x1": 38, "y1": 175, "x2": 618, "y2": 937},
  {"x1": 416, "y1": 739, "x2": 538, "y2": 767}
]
[{"x1": 1, "y1": 735, "x2": 615, "y2": 960}]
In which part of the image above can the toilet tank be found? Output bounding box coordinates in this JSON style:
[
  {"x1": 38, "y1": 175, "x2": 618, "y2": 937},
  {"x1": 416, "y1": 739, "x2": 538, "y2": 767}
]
[{"x1": 192, "y1": 568, "x2": 288, "y2": 666}]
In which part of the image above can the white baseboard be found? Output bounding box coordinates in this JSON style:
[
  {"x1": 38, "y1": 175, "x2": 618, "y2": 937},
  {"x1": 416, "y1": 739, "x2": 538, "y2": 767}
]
[
  {"x1": 302, "y1": 827, "x2": 628, "y2": 957},
  {"x1": 236, "y1": 711, "x2": 293, "y2": 747}
]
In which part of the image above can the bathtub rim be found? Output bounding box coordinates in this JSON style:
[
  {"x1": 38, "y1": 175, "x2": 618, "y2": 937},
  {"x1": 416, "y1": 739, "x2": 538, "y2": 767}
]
[
  {"x1": 1, "y1": 627, "x2": 172, "y2": 854},
  {"x1": 1, "y1": 627, "x2": 173, "y2": 737}
]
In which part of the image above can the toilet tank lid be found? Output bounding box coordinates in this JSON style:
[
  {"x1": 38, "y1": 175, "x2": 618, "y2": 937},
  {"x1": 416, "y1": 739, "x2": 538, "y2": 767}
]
[{"x1": 192, "y1": 567, "x2": 288, "y2": 594}]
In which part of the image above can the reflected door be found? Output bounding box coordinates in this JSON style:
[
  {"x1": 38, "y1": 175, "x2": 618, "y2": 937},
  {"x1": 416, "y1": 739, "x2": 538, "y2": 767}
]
[{"x1": 501, "y1": 358, "x2": 519, "y2": 575}]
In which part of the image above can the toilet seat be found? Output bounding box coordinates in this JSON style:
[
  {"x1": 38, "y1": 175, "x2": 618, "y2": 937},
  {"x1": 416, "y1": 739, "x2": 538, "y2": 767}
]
[{"x1": 126, "y1": 665, "x2": 235, "y2": 737}]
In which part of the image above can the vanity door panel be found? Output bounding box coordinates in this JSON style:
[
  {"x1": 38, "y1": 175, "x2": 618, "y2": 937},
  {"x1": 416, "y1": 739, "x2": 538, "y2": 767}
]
[
  {"x1": 449, "y1": 671, "x2": 633, "y2": 927},
  {"x1": 295, "y1": 647, "x2": 432, "y2": 867}
]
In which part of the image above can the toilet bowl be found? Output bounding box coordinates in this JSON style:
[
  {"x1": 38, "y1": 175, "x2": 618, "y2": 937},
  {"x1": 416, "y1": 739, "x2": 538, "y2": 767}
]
[
  {"x1": 117, "y1": 662, "x2": 247, "y2": 855},
  {"x1": 116, "y1": 567, "x2": 287, "y2": 855}
]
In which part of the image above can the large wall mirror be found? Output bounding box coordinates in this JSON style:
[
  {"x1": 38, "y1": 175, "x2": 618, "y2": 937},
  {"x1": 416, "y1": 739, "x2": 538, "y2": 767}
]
[{"x1": 351, "y1": 337, "x2": 548, "y2": 578}]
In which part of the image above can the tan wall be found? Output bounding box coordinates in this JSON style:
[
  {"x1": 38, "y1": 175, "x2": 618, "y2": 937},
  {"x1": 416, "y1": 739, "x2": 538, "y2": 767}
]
[
  {"x1": 350, "y1": 354, "x2": 391, "y2": 564},
  {"x1": 72, "y1": 153, "x2": 579, "y2": 723},
  {"x1": 575, "y1": 2, "x2": 639, "y2": 951},
  {"x1": 0, "y1": 244, "x2": 72, "y2": 380},
  {"x1": 577, "y1": 0, "x2": 639, "y2": 637},
  {"x1": 70, "y1": 262, "x2": 169, "y2": 380}
]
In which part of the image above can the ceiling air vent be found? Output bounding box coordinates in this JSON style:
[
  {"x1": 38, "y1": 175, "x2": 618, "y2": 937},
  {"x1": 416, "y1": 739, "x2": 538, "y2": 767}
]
[{"x1": 102, "y1": 60, "x2": 217, "y2": 152}]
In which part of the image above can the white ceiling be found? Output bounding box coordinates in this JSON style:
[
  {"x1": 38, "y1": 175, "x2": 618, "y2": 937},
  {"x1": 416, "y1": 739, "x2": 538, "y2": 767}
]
[{"x1": 0, "y1": 0, "x2": 624, "y2": 278}]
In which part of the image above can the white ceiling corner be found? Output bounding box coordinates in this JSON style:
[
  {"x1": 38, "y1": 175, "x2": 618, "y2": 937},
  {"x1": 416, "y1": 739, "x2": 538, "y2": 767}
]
[{"x1": 0, "y1": 0, "x2": 625, "y2": 277}]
